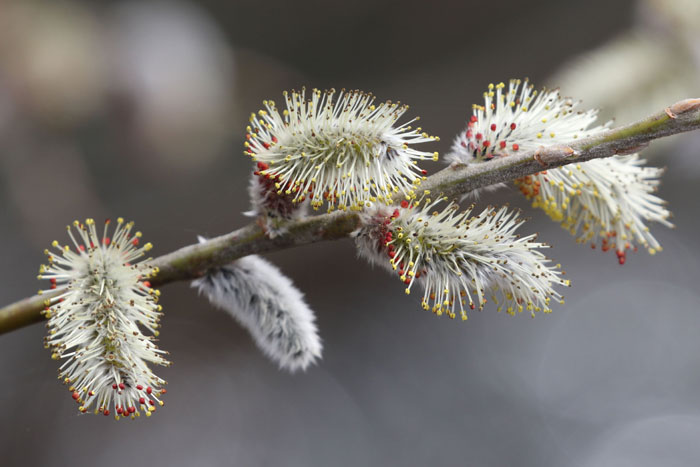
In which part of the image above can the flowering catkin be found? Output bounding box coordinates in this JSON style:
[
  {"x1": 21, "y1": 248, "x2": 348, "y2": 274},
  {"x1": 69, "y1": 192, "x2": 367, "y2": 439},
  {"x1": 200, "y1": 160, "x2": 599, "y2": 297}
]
[
  {"x1": 38, "y1": 218, "x2": 169, "y2": 419},
  {"x1": 244, "y1": 88, "x2": 439, "y2": 212},
  {"x1": 354, "y1": 197, "x2": 569, "y2": 320},
  {"x1": 192, "y1": 251, "x2": 322, "y2": 372},
  {"x1": 448, "y1": 79, "x2": 672, "y2": 263}
]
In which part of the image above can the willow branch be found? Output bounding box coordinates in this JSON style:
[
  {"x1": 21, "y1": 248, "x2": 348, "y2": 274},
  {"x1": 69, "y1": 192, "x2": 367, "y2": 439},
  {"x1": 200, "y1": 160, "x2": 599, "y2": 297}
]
[{"x1": 1, "y1": 98, "x2": 699, "y2": 335}]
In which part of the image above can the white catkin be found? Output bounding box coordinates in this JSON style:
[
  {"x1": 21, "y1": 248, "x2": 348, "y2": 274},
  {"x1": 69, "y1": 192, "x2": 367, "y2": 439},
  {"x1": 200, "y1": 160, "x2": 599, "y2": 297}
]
[{"x1": 192, "y1": 250, "x2": 322, "y2": 372}]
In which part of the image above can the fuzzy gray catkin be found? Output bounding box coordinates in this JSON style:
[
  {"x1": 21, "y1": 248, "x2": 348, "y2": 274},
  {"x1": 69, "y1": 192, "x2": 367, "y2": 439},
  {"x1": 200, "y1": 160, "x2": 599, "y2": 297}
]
[{"x1": 192, "y1": 250, "x2": 321, "y2": 372}]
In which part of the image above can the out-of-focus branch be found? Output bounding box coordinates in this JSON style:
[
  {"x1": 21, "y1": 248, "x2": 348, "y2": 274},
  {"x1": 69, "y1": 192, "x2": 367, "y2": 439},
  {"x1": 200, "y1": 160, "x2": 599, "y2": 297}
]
[{"x1": 1, "y1": 98, "x2": 699, "y2": 335}]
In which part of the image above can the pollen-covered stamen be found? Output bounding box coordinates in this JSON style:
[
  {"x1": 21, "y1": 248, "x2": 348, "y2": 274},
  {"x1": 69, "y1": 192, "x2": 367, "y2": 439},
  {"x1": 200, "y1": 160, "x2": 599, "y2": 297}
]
[
  {"x1": 449, "y1": 79, "x2": 604, "y2": 164},
  {"x1": 244, "y1": 88, "x2": 438, "y2": 213},
  {"x1": 448, "y1": 79, "x2": 673, "y2": 262},
  {"x1": 355, "y1": 197, "x2": 569, "y2": 320},
  {"x1": 514, "y1": 156, "x2": 673, "y2": 260},
  {"x1": 38, "y1": 218, "x2": 169, "y2": 419}
]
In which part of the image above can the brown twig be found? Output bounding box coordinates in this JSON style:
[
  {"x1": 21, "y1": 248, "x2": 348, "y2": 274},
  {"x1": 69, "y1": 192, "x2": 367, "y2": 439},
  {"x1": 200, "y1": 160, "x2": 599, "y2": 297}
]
[{"x1": 1, "y1": 98, "x2": 699, "y2": 335}]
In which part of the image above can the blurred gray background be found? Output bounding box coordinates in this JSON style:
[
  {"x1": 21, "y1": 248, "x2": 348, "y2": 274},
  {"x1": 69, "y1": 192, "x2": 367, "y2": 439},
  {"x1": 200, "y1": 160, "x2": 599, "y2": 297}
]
[{"x1": 1, "y1": 0, "x2": 700, "y2": 466}]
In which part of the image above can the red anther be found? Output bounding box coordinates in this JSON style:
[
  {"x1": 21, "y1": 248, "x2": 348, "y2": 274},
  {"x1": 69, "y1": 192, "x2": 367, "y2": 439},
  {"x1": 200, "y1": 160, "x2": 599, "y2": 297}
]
[
  {"x1": 499, "y1": 141, "x2": 507, "y2": 149},
  {"x1": 618, "y1": 254, "x2": 626, "y2": 265},
  {"x1": 149, "y1": 400, "x2": 155, "y2": 406},
  {"x1": 399, "y1": 262, "x2": 404, "y2": 269},
  {"x1": 470, "y1": 115, "x2": 478, "y2": 123},
  {"x1": 400, "y1": 200, "x2": 409, "y2": 208},
  {"x1": 470, "y1": 303, "x2": 475, "y2": 310},
  {"x1": 72, "y1": 391, "x2": 80, "y2": 400},
  {"x1": 117, "y1": 407, "x2": 123, "y2": 415},
  {"x1": 466, "y1": 130, "x2": 473, "y2": 139},
  {"x1": 591, "y1": 244, "x2": 596, "y2": 249},
  {"x1": 398, "y1": 269, "x2": 404, "y2": 275},
  {"x1": 132, "y1": 238, "x2": 139, "y2": 246},
  {"x1": 103, "y1": 237, "x2": 111, "y2": 246},
  {"x1": 128, "y1": 406, "x2": 136, "y2": 414},
  {"x1": 89, "y1": 242, "x2": 95, "y2": 248},
  {"x1": 415, "y1": 272, "x2": 420, "y2": 278},
  {"x1": 50, "y1": 284, "x2": 56, "y2": 290},
  {"x1": 483, "y1": 141, "x2": 490, "y2": 148},
  {"x1": 78, "y1": 245, "x2": 85, "y2": 252},
  {"x1": 118, "y1": 383, "x2": 125, "y2": 390},
  {"x1": 490, "y1": 124, "x2": 497, "y2": 131},
  {"x1": 257, "y1": 162, "x2": 269, "y2": 171},
  {"x1": 112, "y1": 384, "x2": 118, "y2": 389},
  {"x1": 512, "y1": 144, "x2": 519, "y2": 151},
  {"x1": 245, "y1": 134, "x2": 251, "y2": 140},
  {"x1": 510, "y1": 123, "x2": 517, "y2": 130},
  {"x1": 421, "y1": 169, "x2": 428, "y2": 175},
  {"x1": 404, "y1": 278, "x2": 411, "y2": 284},
  {"x1": 160, "y1": 389, "x2": 167, "y2": 394},
  {"x1": 146, "y1": 387, "x2": 152, "y2": 394},
  {"x1": 136, "y1": 385, "x2": 143, "y2": 390},
  {"x1": 50, "y1": 278, "x2": 57, "y2": 284},
  {"x1": 387, "y1": 244, "x2": 395, "y2": 252},
  {"x1": 272, "y1": 136, "x2": 278, "y2": 143},
  {"x1": 392, "y1": 209, "x2": 400, "y2": 218},
  {"x1": 103, "y1": 409, "x2": 110, "y2": 416},
  {"x1": 475, "y1": 133, "x2": 483, "y2": 140},
  {"x1": 139, "y1": 397, "x2": 146, "y2": 405},
  {"x1": 388, "y1": 251, "x2": 396, "y2": 259},
  {"x1": 262, "y1": 142, "x2": 271, "y2": 149},
  {"x1": 142, "y1": 282, "x2": 151, "y2": 289},
  {"x1": 105, "y1": 218, "x2": 111, "y2": 225}
]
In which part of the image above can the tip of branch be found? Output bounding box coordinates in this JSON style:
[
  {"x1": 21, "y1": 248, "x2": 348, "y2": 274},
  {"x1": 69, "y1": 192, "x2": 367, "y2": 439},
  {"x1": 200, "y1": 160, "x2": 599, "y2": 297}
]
[{"x1": 669, "y1": 98, "x2": 700, "y2": 117}]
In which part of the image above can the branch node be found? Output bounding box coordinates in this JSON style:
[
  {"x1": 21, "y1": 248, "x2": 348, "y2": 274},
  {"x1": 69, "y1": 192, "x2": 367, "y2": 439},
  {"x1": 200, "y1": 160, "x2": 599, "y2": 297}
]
[
  {"x1": 535, "y1": 145, "x2": 575, "y2": 166},
  {"x1": 534, "y1": 147, "x2": 548, "y2": 167},
  {"x1": 669, "y1": 98, "x2": 700, "y2": 116}
]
